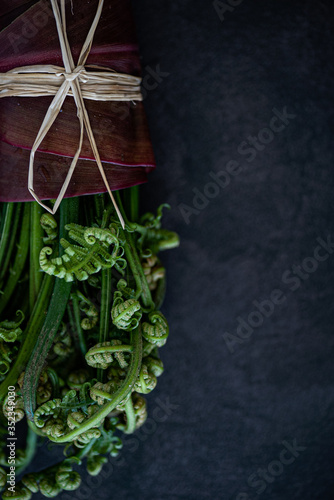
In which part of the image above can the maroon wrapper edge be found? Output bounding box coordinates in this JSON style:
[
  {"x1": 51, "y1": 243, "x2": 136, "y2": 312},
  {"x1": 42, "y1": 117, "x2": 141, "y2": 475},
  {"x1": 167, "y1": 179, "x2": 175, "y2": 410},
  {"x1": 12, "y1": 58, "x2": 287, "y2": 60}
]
[{"x1": 0, "y1": 0, "x2": 156, "y2": 202}]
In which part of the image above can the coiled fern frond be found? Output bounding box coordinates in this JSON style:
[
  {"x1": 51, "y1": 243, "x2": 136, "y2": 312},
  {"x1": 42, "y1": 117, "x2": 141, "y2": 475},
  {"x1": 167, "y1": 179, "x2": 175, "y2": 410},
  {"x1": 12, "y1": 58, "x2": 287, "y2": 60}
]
[
  {"x1": 40, "y1": 224, "x2": 123, "y2": 282},
  {"x1": 0, "y1": 311, "x2": 24, "y2": 343},
  {"x1": 111, "y1": 291, "x2": 142, "y2": 331}
]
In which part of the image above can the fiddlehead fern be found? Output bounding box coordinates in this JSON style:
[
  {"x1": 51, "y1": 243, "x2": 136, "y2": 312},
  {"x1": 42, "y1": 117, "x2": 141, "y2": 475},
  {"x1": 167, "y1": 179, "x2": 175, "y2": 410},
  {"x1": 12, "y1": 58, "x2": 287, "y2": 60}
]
[
  {"x1": 90, "y1": 381, "x2": 117, "y2": 406},
  {"x1": 133, "y1": 364, "x2": 157, "y2": 394},
  {"x1": 145, "y1": 356, "x2": 164, "y2": 377},
  {"x1": 144, "y1": 227, "x2": 180, "y2": 254},
  {"x1": 111, "y1": 340, "x2": 129, "y2": 369},
  {"x1": 85, "y1": 342, "x2": 114, "y2": 370},
  {"x1": 142, "y1": 255, "x2": 165, "y2": 291},
  {"x1": 89, "y1": 380, "x2": 130, "y2": 412},
  {"x1": 78, "y1": 292, "x2": 98, "y2": 330},
  {"x1": 67, "y1": 369, "x2": 90, "y2": 390},
  {"x1": 0, "y1": 311, "x2": 24, "y2": 343},
  {"x1": 53, "y1": 323, "x2": 72, "y2": 358},
  {"x1": 42, "y1": 418, "x2": 66, "y2": 439},
  {"x1": 34, "y1": 389, "x2": 104, "y2": 443},
  {"x1": 133, "y1": 204, "x2": 180, "y2": 255},
  {"x1": 58, "y1": 389, "x2": 80, "y2": 409},
  {"x1": 40, "y1": 214, "x2": 58, "y2": 245},
  {"x1": 0, "y1": 466, "x2": 6, "y2": 488},
  {"x1": 109, "y1": 437, "x2": 123, "y2": 457},
  {"x1": 10, "y1": 459, "x2": 83, "y2": 498},
  {"x1": 55, "y1": 464, "x2": 81, "y2": 491},
  {"x1": 39, "y1": 224, "x2": 123, "y2": 282},
  {"x1": 2, "y1": 485, "x2": 32, "y2": 499},
  {"x1": 0, "y1": 448, "x2": 27, "y2": 469},
  {"x1": 142, "y1": 311, "x2": 169, "y2": 347},
  {"x1": 133, "y1": 357, "x2": 164, "y2": 395},
  {"x1": 36, "y1": 371, "x2": 53, "y2": 404},
  {"x1": 132, "y1": 393, "x2": 148, "y2": 429},
  {"x1": 115, "y1": 278, "x2": 136, "y2": 299},
  {"x1": 18, "y1": 370, "x2": 52, "y2": 405},
  {"x1": 87, "y1": 275, "x2": 101, "y2": 288},
  {"x1": 34, "y1": 399, "x2": 62, "y2": 428},
  {"x1": 0, "y1": 343, "x2": 18, "y2": 378},
  {"x1": 87, "y1": 418, "x2": 123, "y2": 459},
  {"x1": 3, "y1": 390, "x2": 25, "y2": 422},
  {"x1": 67, "y1": 411, "x2": 85, "y2": 430},
  {"x1": 85, "y1": 340, "x2": 132, "y2": 370},
  {"x1": 39, "y1": 476, "x2": 62, "y2": 498},
  {"x1": 117, "y1": 393, "x2": 147, "y2": 433},
  {"x1": 140, "y1": 203, "x2": 169, "y2": 228},
  {"x1": 67, "y1": 406, "x2": 104, "y2": 448},
  {"x1": 72, "y1": 428, "x2": 101, "y2": 448},
  {"x1": 107, "y1": 366, "x2": 127, "y2": 383},
  {"x1": 0, "y1": 191, "x2": 178, "y2": 495},
  {"x1": 86, "y1": 455, "x2": 108, "y2": 476},
  {"x1": 111, "y1": 289, "x2": 142, "y2": 331},
  {"x1": 21, "y1": 474, "x2": 39, "y2": 493}
]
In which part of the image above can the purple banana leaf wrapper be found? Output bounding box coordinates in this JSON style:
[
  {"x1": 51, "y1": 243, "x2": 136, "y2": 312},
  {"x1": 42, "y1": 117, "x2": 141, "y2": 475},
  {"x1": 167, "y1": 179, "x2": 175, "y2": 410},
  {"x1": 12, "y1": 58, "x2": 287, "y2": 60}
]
[{"x1": 0, "y1": 0, "x2": 156, "y2": 202}]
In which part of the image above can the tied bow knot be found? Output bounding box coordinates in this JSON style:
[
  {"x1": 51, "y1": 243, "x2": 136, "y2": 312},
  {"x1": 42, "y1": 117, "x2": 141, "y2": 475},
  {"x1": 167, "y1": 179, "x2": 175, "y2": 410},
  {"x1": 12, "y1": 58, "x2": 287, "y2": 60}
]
[{"x1": 62, "y1": 67, "x2": 85, "y2": 82}]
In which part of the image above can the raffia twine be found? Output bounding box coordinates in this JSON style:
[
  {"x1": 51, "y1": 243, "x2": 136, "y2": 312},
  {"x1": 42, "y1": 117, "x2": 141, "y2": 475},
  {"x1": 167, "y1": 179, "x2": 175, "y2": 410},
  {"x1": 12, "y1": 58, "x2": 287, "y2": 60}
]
[{"x1": 0, "y1": 0, "x2": 144, "y2": 227}]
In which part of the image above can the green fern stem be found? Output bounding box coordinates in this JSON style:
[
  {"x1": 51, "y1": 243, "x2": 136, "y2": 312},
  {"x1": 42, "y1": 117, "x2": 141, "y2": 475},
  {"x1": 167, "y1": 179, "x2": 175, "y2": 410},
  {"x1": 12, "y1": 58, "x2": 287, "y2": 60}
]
[
  {"x1": 0, "y1": 203, "x2": 14, "y2": 275},
  {"x1": 70, "y1": 293, "x2": 87, "y2": 358},
  {"x1": 0, "y1": 204, "x2": 30, "y2": 316},
  {"x1": 29, "y1": 203, "x2": 44, "y2": 313},
  {"x1": 23, "y1": 198, "x2": 80, "y2": 420},
  {"x1": 0, "y1": 272, "x2": 54, "y2": 402},
  {"x1": 0, "y1": 203, "x2": 22, "y2": 286},
  {"x1": 123, "y1": 186, "x2": 139, "y2": 222},
  {"x1": 116, "y1": 192, "x2": 154, "y2": 310},
  {"x1": 16, "y1": 426, "x2": 38, "y2": 476},
  {"x1": 97, "y1": 268, "x2": 112, "y2": 382},
  {"x1": 123, "y1": 397, "x2": 136, "y2": 434}
]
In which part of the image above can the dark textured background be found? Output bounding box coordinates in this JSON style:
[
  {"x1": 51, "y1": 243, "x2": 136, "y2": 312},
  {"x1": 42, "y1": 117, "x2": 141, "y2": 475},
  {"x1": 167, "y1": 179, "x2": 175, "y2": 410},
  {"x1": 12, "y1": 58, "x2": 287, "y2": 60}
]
[{"x1": 32, "y1": 1, "x2": 334, "y2": 499}]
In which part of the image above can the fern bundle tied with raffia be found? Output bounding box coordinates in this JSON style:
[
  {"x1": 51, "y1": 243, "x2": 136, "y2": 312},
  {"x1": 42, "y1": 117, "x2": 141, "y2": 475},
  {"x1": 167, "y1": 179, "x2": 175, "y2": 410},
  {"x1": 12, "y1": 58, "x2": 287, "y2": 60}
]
[
  {"x1": 0, "y1": 1, "x2": 179, "y2": 496},
  {"x1": 0, "y1": 189, "x2": 179, "y2": 498}
]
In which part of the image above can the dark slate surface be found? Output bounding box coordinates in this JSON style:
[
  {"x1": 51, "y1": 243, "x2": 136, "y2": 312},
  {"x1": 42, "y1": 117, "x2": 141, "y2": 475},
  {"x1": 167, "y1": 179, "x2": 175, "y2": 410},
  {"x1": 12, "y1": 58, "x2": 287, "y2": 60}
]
[{"x1": 31, "y1": 1, "x2": 334, "y2": 499}]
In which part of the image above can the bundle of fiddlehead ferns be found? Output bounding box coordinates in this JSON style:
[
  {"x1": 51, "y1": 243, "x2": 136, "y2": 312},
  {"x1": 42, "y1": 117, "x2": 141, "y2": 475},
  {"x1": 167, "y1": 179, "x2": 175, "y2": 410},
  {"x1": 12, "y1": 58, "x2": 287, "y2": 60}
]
[{"x1": 0, "y1": 188, "x2": 178, "y2": 498}]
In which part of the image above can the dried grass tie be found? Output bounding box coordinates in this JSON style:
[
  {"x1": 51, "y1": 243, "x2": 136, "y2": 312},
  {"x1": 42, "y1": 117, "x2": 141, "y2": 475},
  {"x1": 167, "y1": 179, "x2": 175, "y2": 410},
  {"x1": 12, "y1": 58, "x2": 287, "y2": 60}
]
[{"x1": 0, "y1": 0, "x2": 144, "y2": 227}]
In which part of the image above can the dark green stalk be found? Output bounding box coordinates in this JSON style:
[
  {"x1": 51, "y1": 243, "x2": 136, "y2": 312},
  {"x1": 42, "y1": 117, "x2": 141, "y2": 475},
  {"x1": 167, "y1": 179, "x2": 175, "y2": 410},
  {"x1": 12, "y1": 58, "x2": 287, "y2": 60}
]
[
  {"x1": 84, "y1": 196, "x2": 95, "y2": 227},
  {"x1": 68, "y1": 298, "x2": 87, "y2": 359},
  {"x1": 97, "y1": 202, "x2": 113, "y2": 381},
  {"x1": 0, "y1": 204, "x2": 30, "y2": 316},
  {"x1": 0, "y1": 203, "x2": 22, "y2": 285},
  {"x1": 23, "y1": 198, "x2": 80, "y2": 420},
  {"x1": 0, "y1": 272, "x2": 54, "y2": 401},
  {"x1": 94, "y1": 194, "x2": 104, "y2": 222},
  {"x1": 23, "y1": 278, "x2": 70, "y2": 419},
  {"x1": 47, "y1": 367, "x2": 60, "y2": 399},
  {"x1": 123, "y1": 186, "x2": 139, "y2": 222},
  {"x1": 16, "y1": 426, "x2": 38, "y2": 476},
  {"x1": 97, "y1": 268, "x2": 112, "y2": 382},
  {"x1": 154, "y1": 273, "x2": 166, "y2": 310},
  {"x1": 0, "y1": 203, "x2": 14, "y2": 272},
  {"x1": 29, "y1": 203, "x2": 44, "y2": 313},
  {"x1": 124, "y1": 398, "x2": 136, "y2": 434},
  {"x1": 97, "y1": 201, "x2": 112, "y2": 376},
  {"x1": 116, "y1": 192, "x2": 153, "y2": 309},
  {"x1": 123, "y1": 229, "x2": 154, "y2": 308}
]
